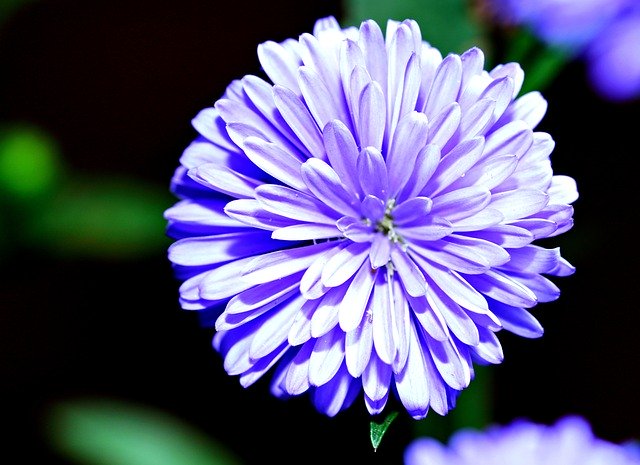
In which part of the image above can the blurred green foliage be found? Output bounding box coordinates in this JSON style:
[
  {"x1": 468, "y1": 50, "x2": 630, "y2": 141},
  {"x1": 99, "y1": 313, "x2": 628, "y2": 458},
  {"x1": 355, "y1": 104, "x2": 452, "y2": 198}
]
[
  {"x1": 343, "y1": 0, "x2": 489, "y2": 56},
  {"x1": 46, "y1": 398, "x2": 241, "y2": 465},
  {"x1": 0, "y1": 123, "x2": 173, "y2": 261},
  {"x1": 0, "y1": 124, "x2": 64, "y2": 202}
]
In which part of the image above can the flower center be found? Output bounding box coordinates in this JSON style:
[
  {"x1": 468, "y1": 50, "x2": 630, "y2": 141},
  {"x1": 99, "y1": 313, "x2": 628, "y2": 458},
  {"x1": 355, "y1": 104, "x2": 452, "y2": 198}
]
[{"x1": 374, "y1": 199, "x2": 404, "y2": 244}]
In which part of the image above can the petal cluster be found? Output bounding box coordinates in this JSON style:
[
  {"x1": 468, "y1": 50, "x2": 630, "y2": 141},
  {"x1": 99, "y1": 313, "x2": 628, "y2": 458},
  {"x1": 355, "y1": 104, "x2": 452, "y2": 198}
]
[
  {"x1": 489, "y1": 0, "x2": 640, "y2": 100},
  {"x1": 404, "y1": 416, "x2": 640, "y2": 465},
  {"x1": 165, "y1": 16, "x2": 578, "y2": 418}
]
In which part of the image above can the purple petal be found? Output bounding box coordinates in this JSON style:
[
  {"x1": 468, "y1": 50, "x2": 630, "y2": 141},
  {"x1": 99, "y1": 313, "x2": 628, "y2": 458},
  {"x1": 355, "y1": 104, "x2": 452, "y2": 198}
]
[
  {"x1": 242, "y1": 241, "x2": 337, "y2": 284},
  {"x1": 548, "y1": 175, "x2": 579, "y2": 204},
  {"x1": 168, "y1": 230, "x2": 278, "y2": 267},
  {"x1": 428, "y1": 102, "x2": 461, "y2": 149},
  {"x1": 489, "y1": 189, "x2": 549, "y2": 220},
  {"x1": 447, "y1": 154, "x2": 518, "y2": 192},
  {"x1": 408, "y1": 294, "x2": 450, "y2": 342},
  {"x1": 240, "y1": 75, "x2": 307, "y2": 155},
  {"x1": 249, "y1": 294, "x2": 304, "y2": 359},
  {"x1": 394, "y1": 318, "x2": 430, "y2": 419},
  {"x1": 256, "y1": 184, "x2": 340, "y2": 223},
  {"x1": 369, "y1": 235, "x2": 392, "y2": 268},
  {"x1": 371, "y1": 271, "x2": 396, "y2": 365},
  {"x1": 345, "y1": 313, "x2": 374, "y2": 377},
  {"x1": 215, "y1": 98, "x2": 302, "y2": 155},
  {"x1": 499, "y1": 91, "x2": 548, "y2": 129},
  {"x1": 339, "y1": 264, "x2": 378, "y2": 332},
  {"x1": 449, "y1": 208, "x2": 504, "y2": 232},
  {"x1": 508, "y1": 273, "x2": 561, "y2": 303},
  {"x1": 483, "y1": 120, "x2": 533, "y2": 160},
  {"x1": 242, "y1": 136, "x2": 307, "y2": 191},
  {"x1": 189, "y1": 163, "x2": 261, "y2": 199},
  {"x1": 424, "y1": 137, "x2": 485, "y2": 197},
  {"x1": 500, "y1": 245, "x2": 562, "y2": 274},
  {"x1": 321, "y1": 241, "x2": 371, "y2": 287},
  {"x1": 298, "y1": 33, "x2": 345, "y2": 113},
  {"x1": 360, "y1": 195, "x2": 385, "y2": 222},
  {"x1": 298, "y1": 66, "x2": 344, "y2": 130},
  {"x1": 257, "y1": 40, "x2": 300, "y2": 92},
  {"x1": 424, "y1": 54, "x2": 462, "y2": 118},
  {"x1": 397, "y1": 216, "x2": 453, "y2": 241},
  {"x1": 358, "y1": 19, "x2": 388, "y2": 95},
  {"x1": 362, "y1": 352, "x2": 392, "y2": 401},
  {"x1": 490, "y1": 300, "x2": 543, "y2": 339},
  {"x1": 460, "y1": 47, "x2": 485, "y2": 90},
  {"x1": 323, "y1": 120, "x2": 361, "y2": 197},
  {"x1": 470, "y1": 327, "x2": 503, "y2": 364},
  {"x1": 195, "y1": 256, "x2": 262, "y2": 301},
  {"x1": 430, "y1": 186, "x2": 491, "y2": 222},
  {"x1": 358, "y1": 81, "x2": 386, "y2": 151},
  {"x1": 273, "y1": 85, "x2": 325, "y2": 157},
  {"x1": 337, "y1": 216, "x2": 374, "y2": 243},
  {"x1": 464, "y1": 269, "x2": 538, "y2": 308},
  {"x1": 224, "y1": 199, "x2": 297, "y2": 230},
  {"x1": 398, "y1": 144, "x2": 441, "y2": 202},
  {"x1": 426, "y1": 284, "x2": 479, "y2": 345},
  {"x1": 271, "y1": 223, "x2": 341, "y2": 241},
  {"x1": 425, "y1": 333, "x2": 471, "y2": 390},
  {"x1": 391, "y1": 247, "x2": 427, "y2": 297},
  {"x1": 386, "y1": 111, "x2": 430, "y2": 196},
  {"x1": 357, "y1": 146, "x2": 389, "y2": 200},
  {"x1": 456, "y1": 98, "x2": 496, "y2": 143},
  {"x1": 310, "y1": 286, "x2": 344, "y2": 338},
  {"x1": 283, "y1": 341, "x2": 314, "y2": 394},
  {"x1": 301, "y1": 158, "x2": 360, "y2": 216},
  {"x1": 393, "y1": 197, "x2": 433, "y2": 225},
  {"x1": 190, "y1": 108, "x2": 237, "y2": 152},
  {"x1": 312, "y1": 364, "x2": 360, "y2": 417},
  {"x1": 299, "y1": 244, "x2": 348, "y2": 299},
  {"x1": 465, "y1": 224, "x2": 534, "y2": 248},
  {"x1": 225, "y1": 273, "x2": 302, "y2": 315},
  {"x1": 309, "y1": 327, "x2": 345, "y2": 386},
  {"x1": 411, "y1": 255, "x2": 489, "y2": 313},
  {"x1": 288, "y1": 299, "x2": 317, "y2": 346},
  {"x1": 165, "y1": 199, "x2": 246, "y2": 229}
]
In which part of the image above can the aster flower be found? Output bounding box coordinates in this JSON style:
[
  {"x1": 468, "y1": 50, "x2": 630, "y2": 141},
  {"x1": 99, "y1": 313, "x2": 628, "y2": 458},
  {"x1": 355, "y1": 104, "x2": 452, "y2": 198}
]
[
  {"x1": 488, "y1": 0, "x2": 640, "y2": 100},
  {"x1": 404, "y1": 416, "x2": 640, "y2": 465},
  {"x1": 165, "y1": 15, "x2": 578, "y2": 418}
]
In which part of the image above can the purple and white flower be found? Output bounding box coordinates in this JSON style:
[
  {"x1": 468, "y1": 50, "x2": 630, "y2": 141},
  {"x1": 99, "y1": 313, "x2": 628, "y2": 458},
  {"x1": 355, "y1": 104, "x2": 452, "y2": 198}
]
[
  {"x1": 404, "y1": 416, "x2": 640, "y2": 465},
  {"x1": 165, "y1": 16, "x2": 577, "y2": 418}
]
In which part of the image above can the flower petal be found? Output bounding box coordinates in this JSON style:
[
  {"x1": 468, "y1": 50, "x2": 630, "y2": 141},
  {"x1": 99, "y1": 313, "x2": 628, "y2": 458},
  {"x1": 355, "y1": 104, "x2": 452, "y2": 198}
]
[{"x1": 301, "y1": 158, "x2": 360, "y2": 216}]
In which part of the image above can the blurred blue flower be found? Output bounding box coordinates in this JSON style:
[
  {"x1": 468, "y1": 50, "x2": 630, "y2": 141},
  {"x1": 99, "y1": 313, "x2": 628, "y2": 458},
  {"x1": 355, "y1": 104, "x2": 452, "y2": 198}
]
[
  {"x1": 489, "y1": 0, "x2": 640, "y2": 100},
  {"x1": 165, "y1": 16, "x2": 577, "y2": 419},
  {"x1": 405, "y1": 416, "x2": 640, "y2": 465}
]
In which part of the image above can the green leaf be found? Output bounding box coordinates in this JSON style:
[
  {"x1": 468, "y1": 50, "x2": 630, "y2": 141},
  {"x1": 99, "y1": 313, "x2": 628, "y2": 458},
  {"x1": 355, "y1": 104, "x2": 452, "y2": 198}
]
[
  {"x1": 370, "y1": 410, "x2": 399, "y2": 451},
  {"x1": 0, "y1": 124, "x2": 64, "y2": 203},
  {"x1": 45, "y1": 398, "x2": 241, "y2": 465},
  {"x1": 27, "y1": 176, "x2": 173, "y2": 260},
  {"x1": 342, "y1": 0, "x2": 489, "y2": 56}
]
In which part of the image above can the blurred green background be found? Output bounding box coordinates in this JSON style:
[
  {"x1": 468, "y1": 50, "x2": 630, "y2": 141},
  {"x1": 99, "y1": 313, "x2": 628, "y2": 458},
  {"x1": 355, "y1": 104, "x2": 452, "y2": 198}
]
[{"x1": 1, "y1": 1, "x2": 639, "y2": 465}]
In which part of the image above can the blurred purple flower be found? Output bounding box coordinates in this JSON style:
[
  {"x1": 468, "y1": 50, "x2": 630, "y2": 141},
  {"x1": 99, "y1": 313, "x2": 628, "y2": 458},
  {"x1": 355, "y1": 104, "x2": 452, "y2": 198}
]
[
  {"x1": 405, "y1": 416, "x2": 640, "y2": 465},
  {"x1": 489, "y1": 0, "x2": 640, "y2": 100},
  {"x1": 165, "y1": 16, "x2": 577, "y2": 418}
]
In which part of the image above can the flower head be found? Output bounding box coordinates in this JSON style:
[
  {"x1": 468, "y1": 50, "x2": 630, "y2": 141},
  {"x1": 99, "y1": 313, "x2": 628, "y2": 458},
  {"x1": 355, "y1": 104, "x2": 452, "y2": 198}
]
[
  {"x1": 404, "y1": 416, "x2": 640, "y2": 465},
  {"x1": 165, "y1": 16, "x2": 577, "y2": 418}
]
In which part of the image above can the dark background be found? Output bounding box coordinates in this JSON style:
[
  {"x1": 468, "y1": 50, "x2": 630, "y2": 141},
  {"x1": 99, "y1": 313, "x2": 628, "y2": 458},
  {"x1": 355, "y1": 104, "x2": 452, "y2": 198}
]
[{"x1": 1, "y1": 1, "x2": 638, "y2": 464}]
